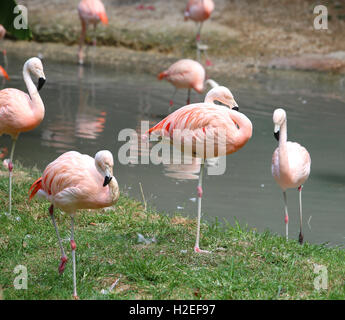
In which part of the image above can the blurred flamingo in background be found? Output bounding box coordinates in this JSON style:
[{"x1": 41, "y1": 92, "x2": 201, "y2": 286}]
[
  {"x1": 272, "y1": 108, "x2": 311, "y2": 244},
  {"x1": 78, "y1": 0, "x2": 108, "y2": 64},
  {"x1": 0, "y1": 25, "x2": 7, "y2": 68},
  {"x1": 148, "y1": 86, "x2": 252, "y2": 253},
  {"x1": 184, "y1": 0, "x2": 214, "y2": 42},
  {"x1": 29, "y1": 150, "x2": 120, "y2": 299},
  {"x1": 0, "y1": 57, "x2": 46, "y2": 214},
  {"x1": 158, "y1": 59, "x2": 205, "y2": 108}
]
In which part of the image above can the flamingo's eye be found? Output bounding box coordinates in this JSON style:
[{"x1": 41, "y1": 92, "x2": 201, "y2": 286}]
[{"x1": 232, "y1": 106, "x2": 239, "y2": 111}]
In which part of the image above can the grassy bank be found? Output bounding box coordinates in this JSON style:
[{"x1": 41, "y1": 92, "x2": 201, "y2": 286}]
[{"x1": 0, "y1": 164, "x2": 344, "y2": 300}]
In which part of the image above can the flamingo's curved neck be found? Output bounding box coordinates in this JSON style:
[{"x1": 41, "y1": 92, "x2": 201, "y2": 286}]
[
  {"x1": 204, "y1": 91, "x2": 219, "y2": 104},
  {"x1": 278, "y1": 120, "x2": 290, "y2": 173},
  {"x1": 96, "y1": 162, "x2": 120, "y2": 205},
  {"x1": 229, "y1": 111, "x2": 253, "y2": 150},
  {"x1": 108, "y1": 177, "x2": 120, "y2": 204},
  {"x1": 205, "y1": 79, "x2": 219, "y2": 89},
  {"x1": 23, "y1": 63, "x2": 44, "y2": 119}
]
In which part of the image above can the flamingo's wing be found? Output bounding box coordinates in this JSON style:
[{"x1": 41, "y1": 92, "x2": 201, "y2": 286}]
[
  {"x1": 287, "y1": 142, "x2": 311, "y2": 183},
  {"x1": 149, "y1": 104, "x2": 231, "y2": 135},
  {"x1": 149, "y1": 104, "x2": 235, "y2": 158},
  {"x1": 166, "y1": 63, "x2": 192, "y2": 84},
  {"x1": 42, "y1": 151, "x2": 100, "y2": 196},
  {"x1": 0, "y1": 89, "x2": 32, "y2": 135},
  {"x1": 78, "y1": 0, "x2": 108, "y2": 24}
]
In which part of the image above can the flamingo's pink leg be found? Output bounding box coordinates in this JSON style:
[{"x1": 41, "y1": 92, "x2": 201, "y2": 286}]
[
  {"x1": 194, "y1": 162, "x2": 210, "y2": 254},
  {"x1": 298, "y1": 185, "x2": 304, "y2": 244},
  {"x1": 169, "y1": 88, "x2": 177, "y2": 111},
  {"x1": 3, "y1": 49, "x2": 7, "y2": 68},
  {"x1": 196, "y1": 22, "x2": 203, "y2": 42},
  {"x1": 78, "y1": 20, "x2": 87, "y2": 65},
  {"x1": 8, "y1": 138, "x2": 17, "y2": 215},
  {"x1": 187, "y1": 88, "x2": 191, "y2": 105},
  {"x1": 70, "y1": 215, "x2": 78, "y2": 299},
  {"x1": 49, "y1": 205, "x2": 68, "y2": 274},
  {"x1": 283, "y1": 191, "x2": 289, "y2": 240}
]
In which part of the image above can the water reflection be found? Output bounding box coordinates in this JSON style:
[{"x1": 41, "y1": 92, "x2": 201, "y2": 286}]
[{"x1": 41, "y1": 68, "x2": 107, "y2": 152}]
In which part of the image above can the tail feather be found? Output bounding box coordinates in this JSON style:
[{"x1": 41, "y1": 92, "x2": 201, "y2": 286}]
[
  {"x1": 29, "y1": 177, "x2": 42, "y2": 201},
  {"x1": 0, "y1": 66, "x2": 9, "y2": 80},
  {"x1": 157, "y1": 71, "x2": 167, "y2": 80},
  {"x1": 99, "y1": 11, "x2": 108, "y2": 25},
  {"x1": 148, "y1": 118, "x2": 168, "y2": 134}
]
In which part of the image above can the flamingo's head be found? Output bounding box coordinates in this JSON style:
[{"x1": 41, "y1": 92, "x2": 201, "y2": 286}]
[
  {"x1": 95, "y1": 150, "x2": 114, "y2": 187},
  {"x1": 25, "y1": 57, "x2": 46, "y2": 91},
  {"x1": 204, "y1": 86, "x2": 239, "y2": 110},
  {"x1": 273, "y1": 108, "x2": 287, "y2": 141}
]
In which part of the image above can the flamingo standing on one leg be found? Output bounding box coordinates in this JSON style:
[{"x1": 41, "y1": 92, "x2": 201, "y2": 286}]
[
  {"x1": 29, "y1": 150, "x2": 120, "y2": 299},
  {"x1": 158, "y1": 59, "x2": 205, "y2": 109},
  {"x1": 0, "y1": 57, "x2": 46, "y2": 214},
  {"x1": 271, "y1": 108, "x2": 311, "y2": 244},
  {"x1": 0, "y1": 25, "x2": 7, "y2": 68},
  {"x1": 78, "y1": 0, "x2": 108, "y2": 65},
  {"x1": 148, "y1": 86, "x2": 252, "y2": 253},
  {"x1": 184, "y1": 0, "x2": 214, "y2": 42}
]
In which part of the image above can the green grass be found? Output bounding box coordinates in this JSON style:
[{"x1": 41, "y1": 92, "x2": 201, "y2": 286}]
[{"x1": 0, "y1": 164, "x2": 344, "y2": 300}]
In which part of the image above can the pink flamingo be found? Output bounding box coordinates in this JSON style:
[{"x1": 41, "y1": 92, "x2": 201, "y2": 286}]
[
  {"x1": 29, "y1": 150, "x2": 120, "y2": 299},
  {"x1": 272, "y1": 108, "x2": 311, "y2": 244},
  {"x1": 0, "y1": 57, "x2": 46, "y2": 214},
  {"x1": 158, "y1": 59, "x2": 205, "y2": 108},
  {"x1": 148, "y1": 86, "x2": 252, "y2": 253},
  {"x1": 78, "y1": 0, "x2": 108, "y2": 65},
  {"x1": 0, "y1": 25, "x2": 7, "y2": 67},
  {"x1": 184, "y1": 0, "x2": 214, "y2": 42}
]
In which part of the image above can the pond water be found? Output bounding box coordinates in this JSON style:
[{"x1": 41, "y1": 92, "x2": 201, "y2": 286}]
[{"x1": 1, "y1": 54, "x2": 344, "y2": 246}]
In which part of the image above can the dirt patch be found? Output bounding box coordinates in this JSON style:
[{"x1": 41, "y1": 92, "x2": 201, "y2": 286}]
[{"x1": 4, "y1": 0, "x2": 345, "y2": 76}]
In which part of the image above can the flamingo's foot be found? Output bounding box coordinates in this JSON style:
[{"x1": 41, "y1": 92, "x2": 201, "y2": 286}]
[
  {"x1": 58, "y1": 256, "x2": 68, "y2": 275},
  {"x1": 298, "y1": 232, "x2": 304, "y2": 245},
  {"x1": 194, "y1": 246, "x2": 210, "y2": 254},
  {"x1": 206, "y1": 59, "x2": 213, "y2": 67},
  {"x1": 73, "y1": 294, "x2": 79, "y2": 300}
]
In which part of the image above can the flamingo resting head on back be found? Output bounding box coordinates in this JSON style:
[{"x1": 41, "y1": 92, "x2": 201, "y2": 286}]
[
  {"x1": 29, "y1": 149, "x2": 119, "y2": 299},
  {"x1": 149, "y1": 86, "x2": 252, "y2": 253}
]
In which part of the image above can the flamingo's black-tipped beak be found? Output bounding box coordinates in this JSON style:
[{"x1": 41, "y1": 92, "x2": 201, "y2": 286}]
[
  {"x1": 232, "y1": 101, "x2": 239, "y2": 111},
  {"x1": 37, "y1": 77, "x2": 46, "y2": 91},
  {"x1": 103, "y1": 175, "x2": 112, "y2": 187},
  {"x1": 274, "y1": 131, "x2": 280, "y2": 141}
]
